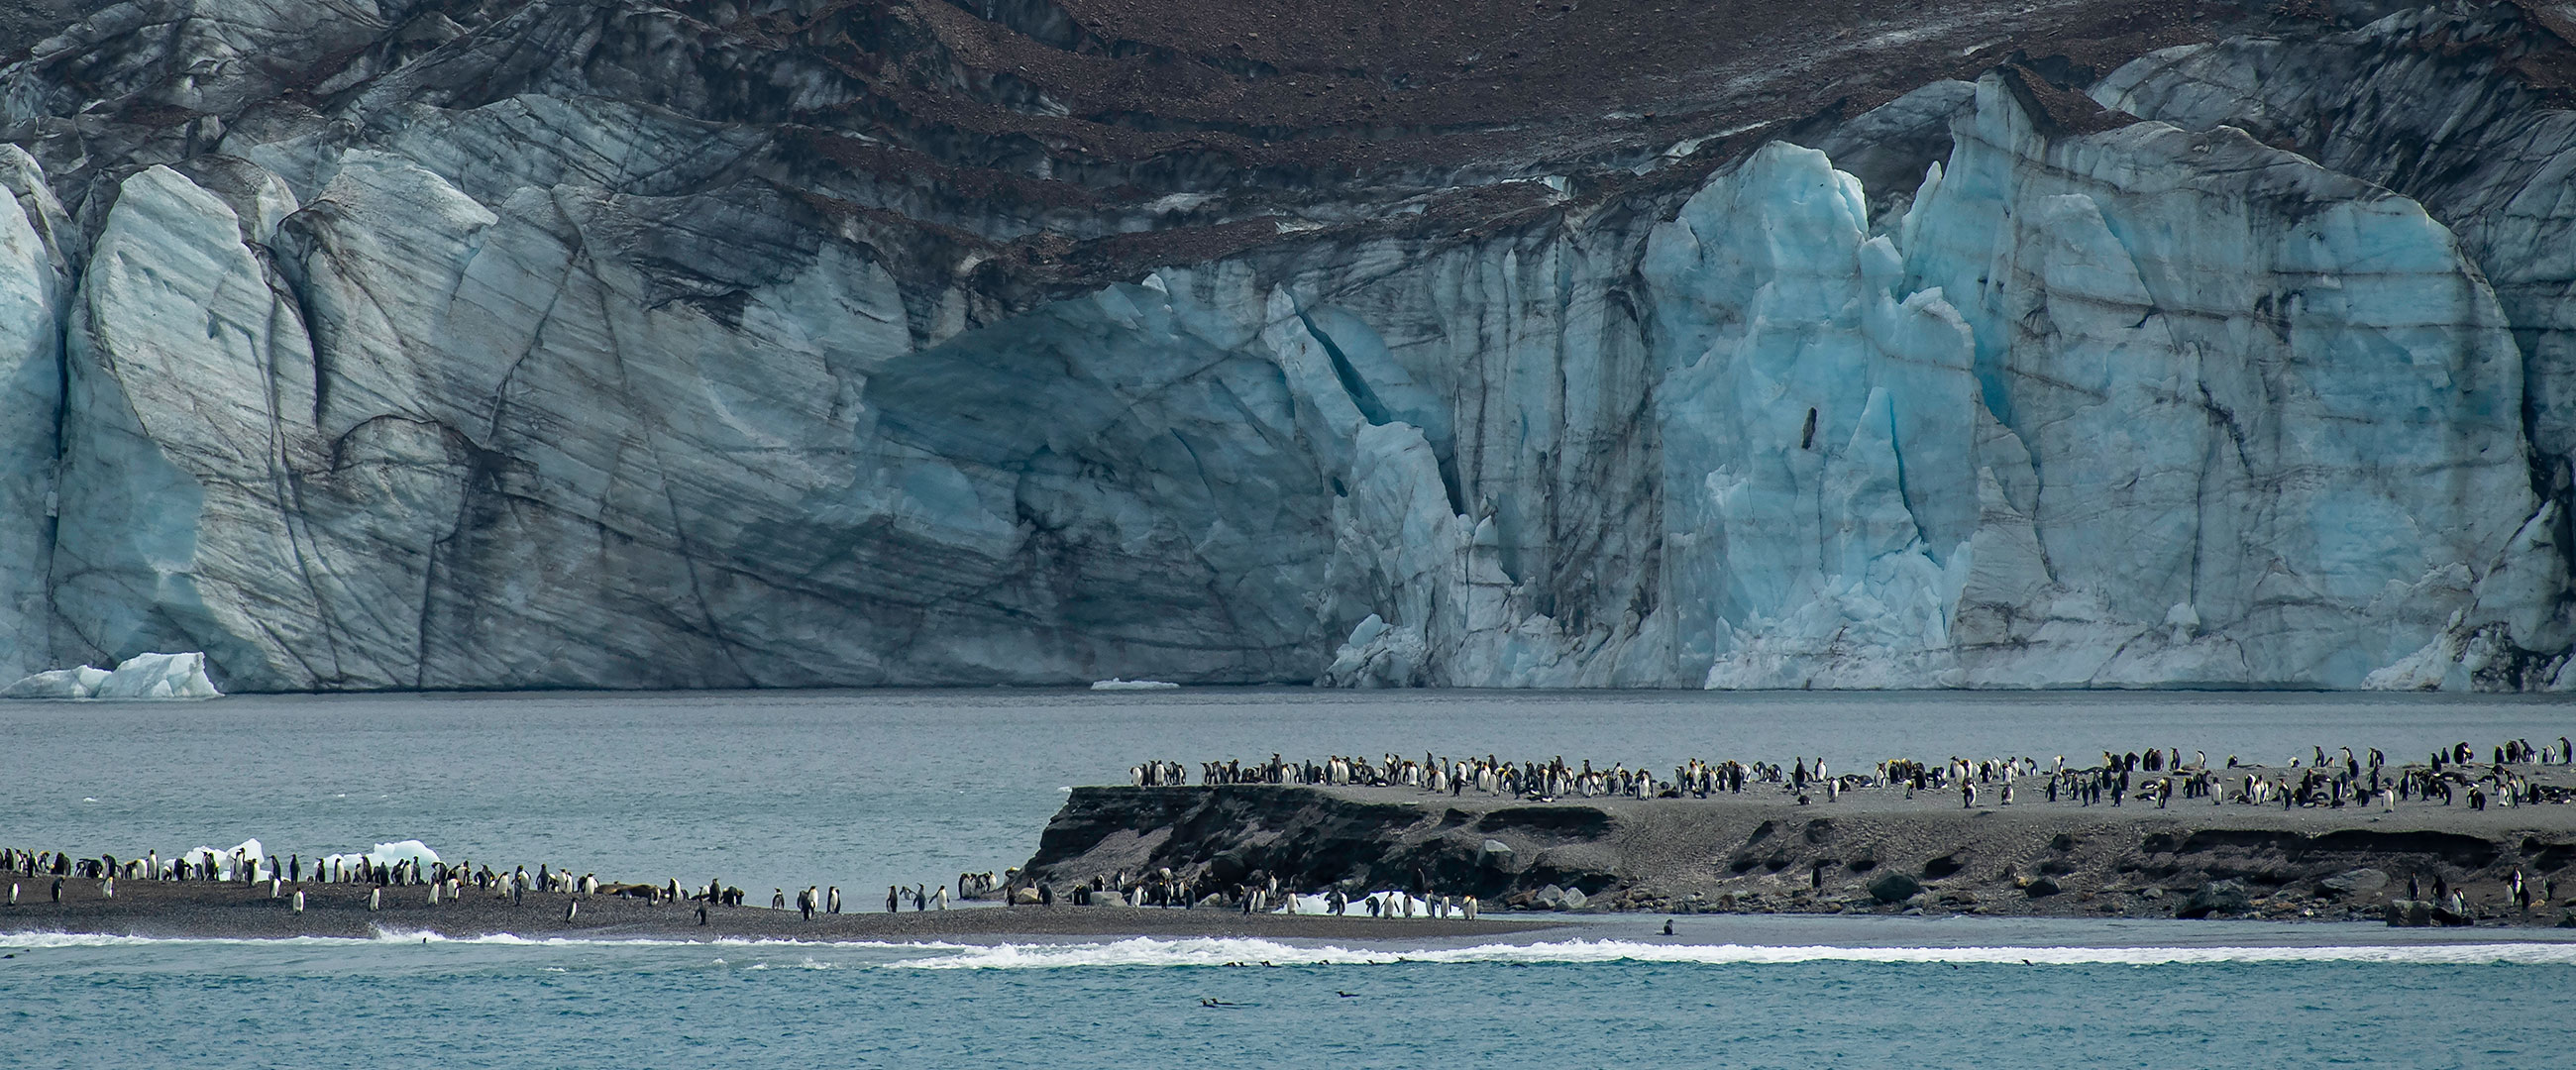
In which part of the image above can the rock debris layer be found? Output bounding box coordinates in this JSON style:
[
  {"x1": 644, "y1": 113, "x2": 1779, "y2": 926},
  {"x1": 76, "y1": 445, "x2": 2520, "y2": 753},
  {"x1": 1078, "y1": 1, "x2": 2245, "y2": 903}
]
[{"x1": 0, "y1": 0, "x2": 2571, "y2": 691}]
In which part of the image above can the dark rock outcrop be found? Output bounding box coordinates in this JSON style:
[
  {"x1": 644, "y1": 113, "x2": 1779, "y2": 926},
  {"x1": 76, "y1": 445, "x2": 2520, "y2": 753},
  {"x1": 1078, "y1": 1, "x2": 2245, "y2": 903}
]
[{"x1": 1020, "y1": 785, "x2": 2576, "y2": 921}]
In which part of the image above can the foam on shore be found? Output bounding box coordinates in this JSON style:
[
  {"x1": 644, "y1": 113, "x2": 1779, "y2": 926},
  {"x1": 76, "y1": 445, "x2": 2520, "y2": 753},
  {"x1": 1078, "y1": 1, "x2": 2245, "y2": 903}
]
[
  {"x1": 878, "y1": 935, "x2": 2576, "y2": 969},
  {"x1": 10, "y1": 927, "x2": 2576, "y2": 968}
]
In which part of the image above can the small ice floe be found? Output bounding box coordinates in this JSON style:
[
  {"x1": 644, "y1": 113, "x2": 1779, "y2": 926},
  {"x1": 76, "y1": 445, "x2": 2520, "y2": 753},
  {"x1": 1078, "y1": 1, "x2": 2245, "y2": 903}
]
[
  {"x1": 1090, "y1": 679, "x2": 1180, "y2": 691},
  {"x1": 1, "y1": 652, "x2": 221, "y2": 699}
]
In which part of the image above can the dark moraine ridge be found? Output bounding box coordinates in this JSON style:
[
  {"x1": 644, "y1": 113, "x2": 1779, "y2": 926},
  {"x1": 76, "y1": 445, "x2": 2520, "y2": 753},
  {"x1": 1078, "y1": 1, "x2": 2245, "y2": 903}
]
[{"x1": 1020, "y1": 786, "x2": 2576, "y2": 925}]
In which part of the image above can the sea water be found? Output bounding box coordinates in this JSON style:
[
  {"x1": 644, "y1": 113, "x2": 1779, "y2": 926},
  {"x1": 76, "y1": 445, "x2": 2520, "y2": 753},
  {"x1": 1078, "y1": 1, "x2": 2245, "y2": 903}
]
[
  {"x1": 5, "y1": 689, "x2": 2575, "y2": 1062},
  {"x1": 5, "y1": 918, "x2": 2575, "y2": 1066},
  {"x1": 3, "y1": 688, "x2": 2568, "y2": 896}
]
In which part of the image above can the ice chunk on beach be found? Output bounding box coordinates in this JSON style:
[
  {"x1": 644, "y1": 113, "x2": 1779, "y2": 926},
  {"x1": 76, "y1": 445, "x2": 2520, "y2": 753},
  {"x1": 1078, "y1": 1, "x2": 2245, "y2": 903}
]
[
  {"x1": 322, "y1": 840, "x2": 441, "y2": 873},
  {"x1": 1090, "y1": 679, "x2": 1180, "y2": 691},
  {"x1": 171, "y1": 838, "x2": 265, "y2": 881},
  {"x1": 0, "y1": 652, "x2": 220, "y2": 698}
]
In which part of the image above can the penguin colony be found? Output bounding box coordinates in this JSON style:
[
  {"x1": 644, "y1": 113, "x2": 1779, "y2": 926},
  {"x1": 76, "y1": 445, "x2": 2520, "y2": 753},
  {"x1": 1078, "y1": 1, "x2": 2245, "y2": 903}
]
[
  {"x1": 1133, "y1": 737, "x2": 2576, "y2": 812},
  {"x1": 0, "y1": 842, "x2": 1012, "y2": 924},
  {"x1": 8, "y1": 737, "x2": 2566, "y2": 926},
  {"x1": 1077, "y1": 737, "x2": 2576, "y2": 921}
]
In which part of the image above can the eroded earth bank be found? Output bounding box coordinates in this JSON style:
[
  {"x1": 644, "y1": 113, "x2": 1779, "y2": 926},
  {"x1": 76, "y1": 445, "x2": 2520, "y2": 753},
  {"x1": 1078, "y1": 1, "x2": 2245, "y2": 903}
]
[{"x1": 1021, "y1": 781, "x2": 2576, "y2": 925}]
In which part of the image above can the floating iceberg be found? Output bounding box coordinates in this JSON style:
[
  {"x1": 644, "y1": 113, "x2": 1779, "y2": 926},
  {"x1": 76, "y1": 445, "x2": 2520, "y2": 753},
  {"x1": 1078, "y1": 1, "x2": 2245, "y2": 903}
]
[
  {"x1": 1090, "y1": 679, "x2": 1180, "y2": 691},
  {"x1": 0, "y1": 652, "x2": 221, "y2": 699}
]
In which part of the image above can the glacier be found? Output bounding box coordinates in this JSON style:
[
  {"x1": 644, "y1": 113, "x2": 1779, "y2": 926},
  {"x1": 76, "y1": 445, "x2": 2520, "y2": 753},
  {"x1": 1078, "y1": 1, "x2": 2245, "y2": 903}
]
[{"x1": 0, "y1": 1, "x2": 2568, "y2": 693}]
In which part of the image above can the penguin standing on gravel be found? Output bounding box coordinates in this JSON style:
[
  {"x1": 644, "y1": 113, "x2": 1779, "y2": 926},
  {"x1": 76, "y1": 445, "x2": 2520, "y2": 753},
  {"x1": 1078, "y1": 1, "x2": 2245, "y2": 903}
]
[{"x1": 292, "y1": 889, "x2": 305, "y2": 913}]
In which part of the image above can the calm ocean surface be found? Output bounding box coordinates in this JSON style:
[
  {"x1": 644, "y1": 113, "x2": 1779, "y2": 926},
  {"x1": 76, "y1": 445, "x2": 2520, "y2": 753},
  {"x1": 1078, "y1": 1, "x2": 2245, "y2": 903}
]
[{"x1": 4, "y1": 688, "x2": 2574, "y2": 1064}]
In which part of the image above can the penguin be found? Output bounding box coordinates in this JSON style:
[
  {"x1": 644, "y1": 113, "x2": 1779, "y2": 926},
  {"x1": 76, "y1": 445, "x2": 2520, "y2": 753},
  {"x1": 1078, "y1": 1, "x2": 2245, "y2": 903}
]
[
  {"x1": 1663, "y1": 919, "x2": 1674, "y2": 936},
  {"x1": 292, "y1": 889, "x2": 305, "y2": 913},
  {"x1": 428, "y1": 881, "x2": 441, "y2": 906},
  {"x1": 827, "y1": 887, "x2": 841, "y2": 914},
  {"x1": 566, "y1": 900, "x2": 579, "y2": 922},
  {"x1": 696, "y1": 905, "x2": 708, "y2": 925},
  {"x1": 369, "y1": 887, "x2": 380, "y2": 911},
  {"x1": 6, "y1": 882, "x2": 14, "y2": 907},
  {"x1": 50, "y1": 877, "x2": 60, "y2": 903}
]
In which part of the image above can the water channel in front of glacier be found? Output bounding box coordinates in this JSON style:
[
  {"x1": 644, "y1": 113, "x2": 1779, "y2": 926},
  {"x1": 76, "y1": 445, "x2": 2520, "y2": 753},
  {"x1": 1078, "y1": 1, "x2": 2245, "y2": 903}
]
[{"x1": 4, "y1": 688, "x2": 2566, "y2": 896}]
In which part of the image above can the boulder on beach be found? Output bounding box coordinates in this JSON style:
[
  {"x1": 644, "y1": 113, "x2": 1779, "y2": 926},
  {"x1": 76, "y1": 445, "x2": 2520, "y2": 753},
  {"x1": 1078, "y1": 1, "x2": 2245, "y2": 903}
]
[
  {"x1": 2178, "y1": 879, "x2": 2252, "y2": 918},
  {"x1": 1868, "y1": 873, "x2": 1922, "y2": 904}
]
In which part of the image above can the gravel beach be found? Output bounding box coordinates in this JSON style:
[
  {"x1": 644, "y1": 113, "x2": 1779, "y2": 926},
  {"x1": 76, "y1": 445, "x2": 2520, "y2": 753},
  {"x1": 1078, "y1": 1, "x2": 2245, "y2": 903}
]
[{"x1": 0, "y1": 877, "x2": 1558, "y2": 942}]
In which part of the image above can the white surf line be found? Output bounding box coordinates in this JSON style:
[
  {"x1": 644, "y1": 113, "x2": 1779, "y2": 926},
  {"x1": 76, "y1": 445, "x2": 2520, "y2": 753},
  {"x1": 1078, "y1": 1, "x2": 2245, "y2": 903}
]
[
  {"x1": 876, "y1": 935, "x2": 2576, "y2": 970},
  {"x1": 0, "y1": 928, "x2": 974, "y2": 951},
  {"x1": 14, "y1": 930, "x2": 2576, "y2": 970}
]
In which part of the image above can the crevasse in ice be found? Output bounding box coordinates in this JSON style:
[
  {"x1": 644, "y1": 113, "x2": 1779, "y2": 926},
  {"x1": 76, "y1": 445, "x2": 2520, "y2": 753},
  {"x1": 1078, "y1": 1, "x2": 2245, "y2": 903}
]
[{"x1": 0, "y1": 34, "x2": 2565, "y2": 692}]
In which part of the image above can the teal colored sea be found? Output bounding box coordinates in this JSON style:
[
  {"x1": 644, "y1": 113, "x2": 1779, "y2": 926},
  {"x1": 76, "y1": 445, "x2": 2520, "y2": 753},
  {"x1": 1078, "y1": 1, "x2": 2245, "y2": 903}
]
[
  {"x1": 5, "y1": 688, "x2": 2574, "y2": 1064},
  {"x1": 7, "y1": 919, "x2": 2576, "y2": 1067}
]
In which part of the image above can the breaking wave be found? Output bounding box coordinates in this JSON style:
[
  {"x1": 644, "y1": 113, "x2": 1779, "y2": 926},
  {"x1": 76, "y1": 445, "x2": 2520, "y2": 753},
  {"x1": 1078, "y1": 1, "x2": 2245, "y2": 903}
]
[
  {"x1": 876, "y1": 935, "x2": 2576, "y2": 970},
  {"x1": 11, "y1": 930, "x2": 2576, "y2": 970}
]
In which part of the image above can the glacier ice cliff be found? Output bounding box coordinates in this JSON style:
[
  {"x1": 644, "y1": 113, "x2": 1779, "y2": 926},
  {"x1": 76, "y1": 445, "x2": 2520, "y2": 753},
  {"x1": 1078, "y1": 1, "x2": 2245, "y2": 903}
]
[{"x1": 0, "y1": 0, "x2": 2569, "y2": 692}]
